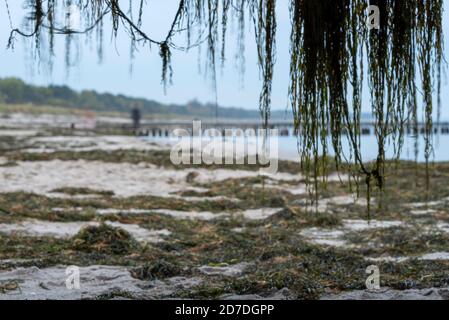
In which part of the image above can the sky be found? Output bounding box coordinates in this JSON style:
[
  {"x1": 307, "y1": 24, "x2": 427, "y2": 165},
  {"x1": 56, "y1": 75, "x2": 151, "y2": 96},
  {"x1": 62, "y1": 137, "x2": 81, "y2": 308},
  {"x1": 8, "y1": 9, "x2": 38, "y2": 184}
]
[{"x1": 0, "y1": 1, "x2": 449, "y2": 118}]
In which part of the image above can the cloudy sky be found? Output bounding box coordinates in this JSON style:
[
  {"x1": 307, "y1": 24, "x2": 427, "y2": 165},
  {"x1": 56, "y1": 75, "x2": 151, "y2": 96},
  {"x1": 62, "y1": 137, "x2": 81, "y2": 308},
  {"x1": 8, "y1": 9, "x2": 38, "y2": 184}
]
[{"x1": 1, "y1": 1, "x2": 448, "y2": 118}]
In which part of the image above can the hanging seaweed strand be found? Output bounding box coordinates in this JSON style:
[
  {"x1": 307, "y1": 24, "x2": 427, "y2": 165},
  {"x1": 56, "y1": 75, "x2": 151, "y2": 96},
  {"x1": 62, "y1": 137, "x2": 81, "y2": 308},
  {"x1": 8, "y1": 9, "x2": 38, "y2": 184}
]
[{"x1": 288, "y1": 0, "x2": 444, "y2": 210}]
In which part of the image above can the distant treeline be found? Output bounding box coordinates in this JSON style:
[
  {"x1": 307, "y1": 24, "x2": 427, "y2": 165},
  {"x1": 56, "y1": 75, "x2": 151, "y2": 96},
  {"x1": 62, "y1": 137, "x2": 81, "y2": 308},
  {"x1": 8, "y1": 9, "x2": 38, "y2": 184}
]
[{"x1": 0, "y1": 77, "x2": 291, "y2": 119}]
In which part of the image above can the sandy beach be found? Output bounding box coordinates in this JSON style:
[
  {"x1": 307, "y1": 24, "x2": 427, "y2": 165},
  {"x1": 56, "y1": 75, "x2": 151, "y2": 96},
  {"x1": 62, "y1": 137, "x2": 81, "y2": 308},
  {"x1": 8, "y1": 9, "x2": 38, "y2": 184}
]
[{"x1": 0, "y1": 113, "x2": 449, "y2": 300}]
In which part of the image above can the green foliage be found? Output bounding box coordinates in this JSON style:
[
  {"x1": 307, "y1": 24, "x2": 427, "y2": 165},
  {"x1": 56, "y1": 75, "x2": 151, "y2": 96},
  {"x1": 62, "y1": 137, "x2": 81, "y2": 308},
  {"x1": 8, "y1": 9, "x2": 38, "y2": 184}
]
[{"x1": 0, "y1": 77, "x2": 287, "y2": 119}]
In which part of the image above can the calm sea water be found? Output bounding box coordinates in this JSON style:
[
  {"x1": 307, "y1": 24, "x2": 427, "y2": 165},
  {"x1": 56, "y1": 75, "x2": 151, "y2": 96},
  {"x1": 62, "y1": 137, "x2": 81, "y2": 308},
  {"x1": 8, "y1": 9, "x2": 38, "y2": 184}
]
[{"x1": 145, "y1": 134, "x2": 449, "y2": 163}]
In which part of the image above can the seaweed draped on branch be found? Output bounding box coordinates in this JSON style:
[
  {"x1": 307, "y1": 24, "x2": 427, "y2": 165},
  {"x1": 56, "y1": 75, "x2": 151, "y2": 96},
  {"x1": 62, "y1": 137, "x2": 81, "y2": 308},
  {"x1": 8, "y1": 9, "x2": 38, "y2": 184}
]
[{"x1": 6, "y1": 0, "x2": 445, "y2": 207}]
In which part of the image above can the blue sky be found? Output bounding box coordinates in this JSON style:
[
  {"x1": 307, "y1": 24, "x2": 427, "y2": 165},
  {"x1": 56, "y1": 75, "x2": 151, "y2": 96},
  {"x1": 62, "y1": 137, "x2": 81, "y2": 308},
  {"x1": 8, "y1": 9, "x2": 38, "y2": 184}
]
[{"x1": 1, "y1": 1, "x2": 448, "y2": 118}]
